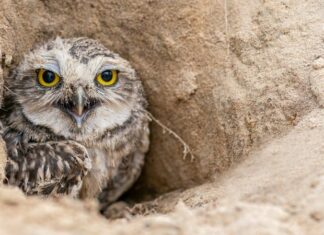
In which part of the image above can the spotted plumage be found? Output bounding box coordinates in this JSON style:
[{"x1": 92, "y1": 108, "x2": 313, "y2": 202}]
[{"x1": 0, "y1": 37, "x2": 150, "y2": 210}]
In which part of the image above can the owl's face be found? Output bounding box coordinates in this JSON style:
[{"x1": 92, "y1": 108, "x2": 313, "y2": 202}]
[{"x1": 10, "y1": 38, "x2": 146, "y2": 140}]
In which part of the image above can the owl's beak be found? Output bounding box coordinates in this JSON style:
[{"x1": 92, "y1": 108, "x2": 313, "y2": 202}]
[
  {"x1": 73, "y1": 87, "x2": 86, "y2": 117},
  {"x1": 58, "y1": 87, "x2": 98, "y2": 129},
  {"x1": 57, "y1": 87, "x2": 99, "y2": 128},
  {"x1": 68, "y1": 87, "x2": 87, "y2": 128}
]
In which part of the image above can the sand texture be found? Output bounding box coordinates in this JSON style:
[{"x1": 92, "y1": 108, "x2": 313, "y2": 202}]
[{"x1": 0, "y1": 0, "x2": 323, "y2": 234}]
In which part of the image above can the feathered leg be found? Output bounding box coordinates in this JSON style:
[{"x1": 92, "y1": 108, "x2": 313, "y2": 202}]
[{"x1": 98, "y1": 151, "x2": 144, "y2": 218}]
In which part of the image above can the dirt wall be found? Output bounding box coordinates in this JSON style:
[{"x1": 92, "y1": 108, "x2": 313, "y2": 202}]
[
  {"x1": 0, "y1": 0, "x2": 324, "y2": 234},
  {"x1": 1, "y1": 0, "x2": 323, "y2": 196}
]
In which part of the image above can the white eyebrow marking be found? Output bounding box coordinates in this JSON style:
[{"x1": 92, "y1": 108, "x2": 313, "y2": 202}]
[
  {"x1": 42, "y1": 63, "x2": 61, "y2": 76},
  {"x1": 89, "y1": 56, "x2": 126, "y2": 75},
  {"x1": 99, "y1": 65, "x2": 121, "y2": 72}
]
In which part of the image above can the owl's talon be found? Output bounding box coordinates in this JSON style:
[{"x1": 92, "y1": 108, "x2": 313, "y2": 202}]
[{"x1": 101, "y1": 201, "x2": 133, "y2": 220}]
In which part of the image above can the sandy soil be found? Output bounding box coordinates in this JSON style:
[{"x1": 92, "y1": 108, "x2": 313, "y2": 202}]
[
  {"x1": 0, "y1": 0, "x2": 323, "y2": 234},
  {"x1": 0, "y1": 0, "x2": 322, "y2": 195},
  {"x1": 0, "y1": 108, "x2": 323, "y2": 234}
]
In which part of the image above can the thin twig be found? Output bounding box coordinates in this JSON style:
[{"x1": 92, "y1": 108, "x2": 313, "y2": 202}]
[
  {"x1": 224, "y1": 0, "x2": 230, "y2": 58},
  {"x1": 144, "y1": 110, "x2": 195, "y2": 161}
]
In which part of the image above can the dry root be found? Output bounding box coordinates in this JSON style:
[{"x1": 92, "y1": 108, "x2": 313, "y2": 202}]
[{"x1": 144, "y1": 110, "x2": 195, "y2": 161}]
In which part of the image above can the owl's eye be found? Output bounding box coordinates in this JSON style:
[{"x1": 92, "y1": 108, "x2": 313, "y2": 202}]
[
  {"x1": 96, "y1": 70, "x2": 118, "y2": 86},
  {"x1": 37, "y1": 69, "x2": 60, "y2": 88}
]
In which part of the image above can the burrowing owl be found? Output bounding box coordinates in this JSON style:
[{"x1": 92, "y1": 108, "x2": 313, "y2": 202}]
[{"x1": 0, "y1": 37, "x2": 150, "y2": 211}]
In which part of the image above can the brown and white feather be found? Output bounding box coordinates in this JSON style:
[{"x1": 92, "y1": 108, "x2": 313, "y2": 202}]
[{"x1": 0, "y1": 37, "x2": 150, "y2": 205}]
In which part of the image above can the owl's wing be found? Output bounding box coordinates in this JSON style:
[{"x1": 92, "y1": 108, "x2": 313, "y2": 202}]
[{"x1": 5, "y1": 139, "x2": 91, "y2": 197}]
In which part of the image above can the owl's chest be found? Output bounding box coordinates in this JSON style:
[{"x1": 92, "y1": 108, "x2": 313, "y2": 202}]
[
  {"x1": 87, "y1": 147, "x2": 109, "y2": 177},
  {"x1": 79, "y1": 146, "x2": 122, "y2": 198}
]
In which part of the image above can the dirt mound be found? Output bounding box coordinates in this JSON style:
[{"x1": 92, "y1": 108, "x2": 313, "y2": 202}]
[{"x1": 0, "y1": 108, "x2": 324, "y2": 234}]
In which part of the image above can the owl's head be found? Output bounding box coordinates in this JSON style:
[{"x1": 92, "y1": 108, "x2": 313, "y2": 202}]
[{"x1": 9, "y1": 37, "x2": 147, "y2": 140}]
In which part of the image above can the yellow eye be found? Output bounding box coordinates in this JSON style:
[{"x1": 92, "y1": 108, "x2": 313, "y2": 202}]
[
  {"x1": 96, "y1": 70, "x2": 118, "y2": 86},
  {"x1": 37, "y1": 69, "x2": 60, "y2": 88}
]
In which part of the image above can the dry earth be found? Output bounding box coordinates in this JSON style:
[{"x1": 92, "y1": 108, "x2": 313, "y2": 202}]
[
  {"x1": 0, "y1": 108, "x2": 324, "y2": 235},
  {"x1": 0, "y1": 0, "x2": 323, "y2": 234}
]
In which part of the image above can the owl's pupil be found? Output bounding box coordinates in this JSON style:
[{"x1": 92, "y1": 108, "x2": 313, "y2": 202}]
[
  {"x1": 101, "y1": 70, "x2": 112, "y2": 81},
  {"x1": 43, "y1": 71, "x2": 55, "y2": 83}
]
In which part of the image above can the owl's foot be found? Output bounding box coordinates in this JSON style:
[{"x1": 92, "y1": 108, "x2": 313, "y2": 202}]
[{"x1": 101, "y1": 201, "x2": 133, "y2": 220}]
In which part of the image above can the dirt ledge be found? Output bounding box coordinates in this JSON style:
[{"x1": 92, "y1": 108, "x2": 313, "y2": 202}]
[{"x1": 0, "y1": 108, "x2": 323, "y2": 234}]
